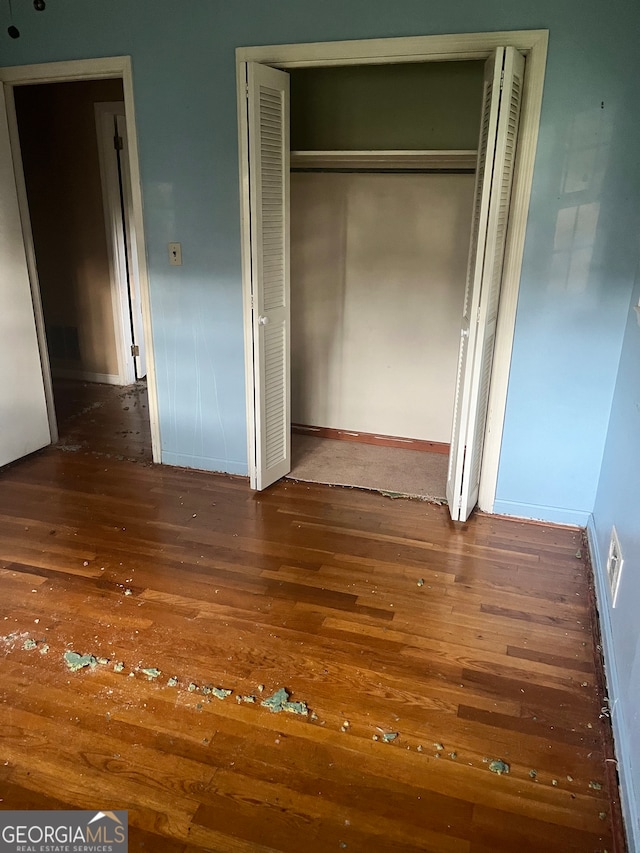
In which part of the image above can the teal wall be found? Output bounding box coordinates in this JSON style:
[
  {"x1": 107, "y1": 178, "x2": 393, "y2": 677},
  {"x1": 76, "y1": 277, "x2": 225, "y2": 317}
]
[
  {"x1": 2, "y1": 1, "x2": 640, "y2": 846},
  {"x1": 591, "y1": 265, "x2": 640, "y2": 847}
]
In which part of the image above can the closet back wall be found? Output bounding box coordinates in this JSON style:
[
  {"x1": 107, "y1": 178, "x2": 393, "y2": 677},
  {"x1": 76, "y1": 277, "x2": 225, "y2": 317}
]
[{"x1": 291, "y1": 172, "x2": 474, "y2": 441}]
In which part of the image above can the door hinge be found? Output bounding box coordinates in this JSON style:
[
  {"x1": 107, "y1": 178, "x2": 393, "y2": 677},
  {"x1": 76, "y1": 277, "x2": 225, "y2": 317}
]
[
  {"x1": 114, "y1": 134, "x2": 124, "y2": 151},
  {"x1": 245, "y1": 83, "x2": 249, "y2": 98},
  {"x1": 500, "y1": 69, "x2": 505, "y2": 91},
  {"x1": 131, "y1": 344, "x2": 139, "y2": 357}
]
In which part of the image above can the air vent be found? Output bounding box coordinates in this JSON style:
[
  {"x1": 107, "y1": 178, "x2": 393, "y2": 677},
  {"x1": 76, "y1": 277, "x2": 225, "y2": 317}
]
[{"x1": 606, "y1": 526, "x2": 623, "y2": 606}]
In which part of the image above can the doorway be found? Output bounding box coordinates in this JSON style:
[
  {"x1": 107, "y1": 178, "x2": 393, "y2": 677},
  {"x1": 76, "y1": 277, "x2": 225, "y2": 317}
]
[
  {"x1": 0, "y1": 56, "x2": 160, "y2": 469},
  {"x1": 236, "y1": 31, "x2": 548, "y2": 519},
  {"x1": 13, "y1": 79, "x2": 150, "y2": 461}
]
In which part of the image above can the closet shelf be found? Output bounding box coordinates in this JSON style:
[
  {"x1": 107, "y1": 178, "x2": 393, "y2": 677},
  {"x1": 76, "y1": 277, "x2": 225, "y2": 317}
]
[{"x1": 290, "y1": 149, "x2": 477, "y2": 171}]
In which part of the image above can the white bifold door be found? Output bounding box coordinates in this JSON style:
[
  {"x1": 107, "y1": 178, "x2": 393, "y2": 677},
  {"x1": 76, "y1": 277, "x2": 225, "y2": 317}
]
[
  {"x1": 245, "y1": 62, "x2": 291, "y2": 490},
  {"x1": 446, "y1": 47, "x2": 525, "y2": 521},
  {"x1": 243, "y1": 49, "x2": 524, "y2": 519},
  {"x1": 0, "y1": 85, "x2": 51, "y2": 468}
]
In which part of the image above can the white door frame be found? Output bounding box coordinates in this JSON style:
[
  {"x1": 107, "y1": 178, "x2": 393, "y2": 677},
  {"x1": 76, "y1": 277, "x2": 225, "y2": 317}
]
[
  {"x1": 0, "y1": 56, "x2": 161, "y2": 463},
  {"x1": 95, "y1": 100, "x2": 146, "y2": 385},
  {"x1": 236, "y1": 29, "x2": 548, "y2": 512}
]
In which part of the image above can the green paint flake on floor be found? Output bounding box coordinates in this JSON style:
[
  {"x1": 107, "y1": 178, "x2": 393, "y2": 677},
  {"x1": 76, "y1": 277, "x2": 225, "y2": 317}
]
[
  {"x1": 261, "y1": 687, "x2": 309, "y2": 716},
  {"x1": 211, "y1": 687, "x2": 232, "y2": 700},
  {"x1": 63, "y1": 651, "x2": 98, "y2": 672},
  {"x1": 589, "y1": 780, "x2": 603, "y2": 790},
  {"x1": 113, "y1": 662, "x2": 125, "y2": 672},
  {"x1": 142, "y1": 667, "x2": 161, "y2": 680},
  {"x1": 167, "y1": 676, "x2": 178, "y2": 687},
  {"x1": 382, "y1": 732, "x2": 398, "y2": 743},
  {"x1": 488, "y1": 759, "x2": 510, "y2": 775},
  {"x1": 22, "y1": 639, "x2": 37, "y2": 651}
]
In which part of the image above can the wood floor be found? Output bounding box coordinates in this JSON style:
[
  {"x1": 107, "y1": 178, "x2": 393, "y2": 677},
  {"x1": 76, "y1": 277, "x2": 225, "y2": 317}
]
[
  {"x1": 52, "y1": 378, "x2": 152, "y2": 463},
  {"x1": 0, "y1": 390, "x2": 621, "y2": 852}
]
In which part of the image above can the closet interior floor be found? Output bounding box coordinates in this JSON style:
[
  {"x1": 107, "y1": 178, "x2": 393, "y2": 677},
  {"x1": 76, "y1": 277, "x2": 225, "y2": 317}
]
[{"x1": 288, "y1": 433, "x2": 448, "y2": 502}]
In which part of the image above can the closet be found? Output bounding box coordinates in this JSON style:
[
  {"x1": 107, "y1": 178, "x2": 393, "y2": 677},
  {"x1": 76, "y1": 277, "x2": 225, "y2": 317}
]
[{"x1": 287, "y1": 62, "x2": 484, "y2": 494}]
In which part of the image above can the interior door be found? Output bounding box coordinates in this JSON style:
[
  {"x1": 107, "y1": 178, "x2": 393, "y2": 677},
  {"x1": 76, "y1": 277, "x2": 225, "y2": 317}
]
[
  {"x1": 115, "y1": 113, "x2": 146, "y2": 380},
  {"x1": 447, "y1": 47, "x2": 525, "y2": 521},
  {"x1": 246, "y1": 62, "x2": 291, "y2": 490},
  {"x1": 0, "y1": 85, "x2": 51, "y2": 468}
]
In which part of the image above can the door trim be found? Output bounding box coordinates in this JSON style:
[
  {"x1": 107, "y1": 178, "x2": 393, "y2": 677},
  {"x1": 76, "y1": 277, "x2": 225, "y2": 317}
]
[
  {"x1": 236, "y1": 30, "x2": 548, "y2": 509},
  {"x1": 0, "y1": 56, "x2": 161, "y2": 463}
]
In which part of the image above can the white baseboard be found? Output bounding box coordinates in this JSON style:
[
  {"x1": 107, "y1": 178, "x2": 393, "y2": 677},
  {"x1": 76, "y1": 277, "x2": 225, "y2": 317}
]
[
  {"x1": 492, "y1": 499, "x2": 591, "y2": 527},
  {"x1": 51, "y1": 368, "x2": 123, "y2": 386},
  {"x1": 586, "y1": 514, "x2": 639, "y2": 853}
]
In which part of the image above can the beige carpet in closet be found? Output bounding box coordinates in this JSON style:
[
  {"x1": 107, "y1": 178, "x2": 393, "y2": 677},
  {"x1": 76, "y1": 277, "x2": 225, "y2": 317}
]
[{"x1": 287, "y1": 433, "x2": 448, "y2": 502}]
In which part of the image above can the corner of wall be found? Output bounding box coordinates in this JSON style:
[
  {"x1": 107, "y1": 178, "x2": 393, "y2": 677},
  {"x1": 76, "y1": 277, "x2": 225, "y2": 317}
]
[{"x1": 586, "y1": 514, "x2": 639, "y2": 853}]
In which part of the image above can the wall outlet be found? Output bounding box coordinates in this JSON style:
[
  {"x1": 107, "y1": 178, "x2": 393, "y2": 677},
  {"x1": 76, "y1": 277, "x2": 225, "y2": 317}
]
[{"x1": 606, "y1": 526, "x2": 623, "y2": 606}]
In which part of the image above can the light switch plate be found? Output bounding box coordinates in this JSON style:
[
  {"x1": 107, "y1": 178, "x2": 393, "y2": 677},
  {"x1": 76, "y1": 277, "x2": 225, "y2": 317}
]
[{"x1": 168, "y1": 242, "x2": 182, "y2": 266}]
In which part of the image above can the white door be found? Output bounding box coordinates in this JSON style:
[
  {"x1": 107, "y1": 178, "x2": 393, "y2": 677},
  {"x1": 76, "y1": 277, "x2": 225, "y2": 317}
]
[
  {"x1": 447, "y1": 47, "x2": 525, "y2": 521},
  {"x1": 0, "y1": 85, "x2": 51, "y2": 468},
  {"x1": 246, "y1": 62, "x2": 291, "y2": 490},
  {"x1": 116, "y1": 113, "x2": 146, "y2": 379},
  {"x1": 95, "y1": 103, "x2": 146, "y2": 383}
]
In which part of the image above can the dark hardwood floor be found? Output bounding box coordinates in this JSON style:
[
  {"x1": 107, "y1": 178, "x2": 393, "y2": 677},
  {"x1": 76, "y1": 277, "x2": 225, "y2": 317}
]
[
  {"x1": 0, "y1": 391, "x2": 621, "y2": 851},
  {"x1": 52, "y1": 378, "x2": 152, "y2": 462}
]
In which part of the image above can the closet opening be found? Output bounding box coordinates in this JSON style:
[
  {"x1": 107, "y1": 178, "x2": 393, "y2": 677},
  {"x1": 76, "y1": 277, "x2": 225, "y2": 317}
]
[
  {"x1": 236, "y1": 31, "x2": 548, "y2": 521},
  {"x1": 286, "y1": 61, "x2": 483, "y2": 501}
]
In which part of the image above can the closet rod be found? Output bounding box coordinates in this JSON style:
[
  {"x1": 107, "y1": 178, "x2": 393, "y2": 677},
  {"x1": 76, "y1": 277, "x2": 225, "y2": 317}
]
[
  {"x1": 291, "y1": 168, "x2": 475, "y2": 175},
  {"x1": 290, "y1": 149, "x2": 478, "y2": 171}
]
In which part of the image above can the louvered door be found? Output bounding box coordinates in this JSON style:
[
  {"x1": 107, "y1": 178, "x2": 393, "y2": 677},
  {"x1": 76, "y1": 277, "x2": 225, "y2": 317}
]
[
  {"x1": 247, "y1": 62, "x2": 291, "y2": 489},
  {"x1": 447, "y1": 47, "x2": 525, "y2": 521}
]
